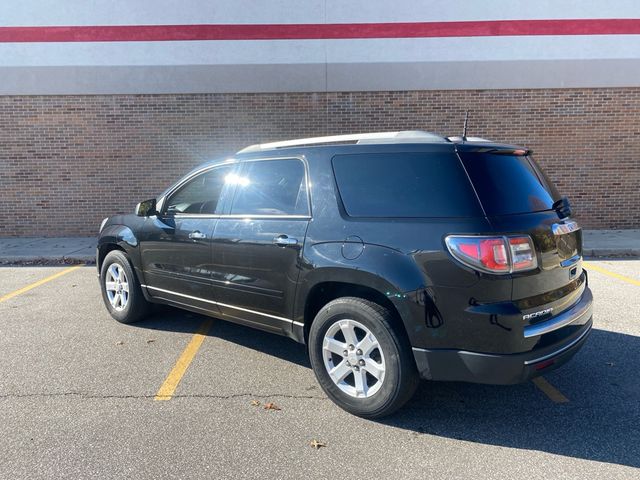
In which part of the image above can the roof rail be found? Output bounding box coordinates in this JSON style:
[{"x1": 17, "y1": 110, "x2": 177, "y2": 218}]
[
  {"x1": 446, "y1": 136, "x2": 493, "y2": 143},
  {"x1": 237, "y1": 130, "x2": 446, "y2": 153}
]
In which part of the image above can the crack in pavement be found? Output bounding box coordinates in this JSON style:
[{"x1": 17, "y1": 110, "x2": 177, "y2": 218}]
[{"x1": 0, "y1": 391, "x2": 328, "y2": 401}]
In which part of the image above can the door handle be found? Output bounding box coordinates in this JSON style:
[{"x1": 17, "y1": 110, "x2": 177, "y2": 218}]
[
  {"x1": 188, "y1": 231, "x2": 206, "y2": 240},
  {"x1": 273, "y1": 235, "x2": 298, "y2": 246}
]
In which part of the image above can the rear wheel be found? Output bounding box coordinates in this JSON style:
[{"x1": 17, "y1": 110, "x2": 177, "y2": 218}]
[
  {"x1": 308, "y1": 297, "x2": 419, "y2": 418},
  {"x1": 100, "y1": 250, "x2": 149, "y2": 324}
]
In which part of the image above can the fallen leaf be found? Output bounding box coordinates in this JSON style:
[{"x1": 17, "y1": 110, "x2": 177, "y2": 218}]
[
  {"x1": 310, "y1": 439, "x2": 326, "y2": 450},
  {"x1": 263, "y1": 402, "x2": 281, "y2": 411},
  {"x1": 250, "y1": 400, "x2": 261, "y2": 407}
]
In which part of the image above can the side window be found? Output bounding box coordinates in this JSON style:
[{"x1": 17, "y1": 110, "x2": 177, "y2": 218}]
[
  {"x1": 332, "y1": 152, "x2": 483, "y2": 218},
  {"x1": 165, "y1": 165, "x2": 234, "y2": 215},
  {"x1": 230, "y1": 159, "x2": 309, "y2": 216}
]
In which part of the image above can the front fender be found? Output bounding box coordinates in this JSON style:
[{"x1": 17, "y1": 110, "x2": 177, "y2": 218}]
[{"x1": 97, "y1": 224, "x2": 142, "y2": 274}]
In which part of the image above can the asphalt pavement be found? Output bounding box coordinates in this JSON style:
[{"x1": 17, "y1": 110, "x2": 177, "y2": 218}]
[{"x1": 0, "y1": 260, "x2": 639, "y2": 479}]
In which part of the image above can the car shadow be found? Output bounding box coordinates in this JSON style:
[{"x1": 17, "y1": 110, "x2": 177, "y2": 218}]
[
  {"x1": 384, "y1": 327, "x2": 640, "y2": 468},
  {"x1": 137, "y1": 305, "x2": 311, "y2": 368},
  {"x1": 134, "y1": 307, "x2": 639, "y2": 468}
]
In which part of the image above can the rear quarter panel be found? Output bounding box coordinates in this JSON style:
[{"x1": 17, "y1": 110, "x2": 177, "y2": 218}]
[{"x1": 296, "y1": 145, "x2": 516, "y2": 351}]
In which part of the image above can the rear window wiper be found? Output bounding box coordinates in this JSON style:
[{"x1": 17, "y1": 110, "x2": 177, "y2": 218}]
[{"x1": 552, "y1": 197, "x2": 572, "y2": 219}]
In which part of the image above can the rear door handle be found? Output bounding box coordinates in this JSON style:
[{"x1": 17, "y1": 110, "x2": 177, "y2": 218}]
[
  {"x1": 273, "y1": 235, "x2": 298, "y2": 246},
  {"x1": 188, "y1": 231, "x2": 206, "y2": 240}
]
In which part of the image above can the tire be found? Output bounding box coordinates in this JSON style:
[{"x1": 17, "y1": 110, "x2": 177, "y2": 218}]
[
  {"x1": 308, "y1": 297, "x2": 419, "y2": 418},
  {"x1": 100, "y1": 250, "x2": 149, "y2": 324}
]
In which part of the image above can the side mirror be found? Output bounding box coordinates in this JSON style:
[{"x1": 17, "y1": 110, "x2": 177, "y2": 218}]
[{"x1": 135, "y1": 198, "x2": 157, "y2": 217}]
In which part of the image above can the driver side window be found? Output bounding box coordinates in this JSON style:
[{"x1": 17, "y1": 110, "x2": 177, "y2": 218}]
[{"x1": 165, "y1": 165, "x2": 234, "y2": 215}]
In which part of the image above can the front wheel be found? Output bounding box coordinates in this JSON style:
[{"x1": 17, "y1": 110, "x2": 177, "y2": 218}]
[
  {"x1": 308, "y1": 297, "x2": 419, "y2": 418},
  {"x1": 100, "y1": 250, "x2": 149, "y2": 324}
]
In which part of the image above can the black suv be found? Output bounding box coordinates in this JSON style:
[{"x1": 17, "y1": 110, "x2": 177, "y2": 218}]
[{"x1": 97, "y1": 131, "x2": 593, "y2": 418}]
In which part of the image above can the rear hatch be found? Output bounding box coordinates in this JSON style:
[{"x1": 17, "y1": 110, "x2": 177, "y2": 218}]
[{"x1": 457, "y1": 145, "x2": 585, "y2": 320}]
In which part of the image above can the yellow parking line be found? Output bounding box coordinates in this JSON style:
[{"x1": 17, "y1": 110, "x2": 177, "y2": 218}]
[
  {"x1": 0, "y1": 265, "x2": 83, "y2": 304},
  {"x1": 532, "y1": 376, "x2": 569, "y2": 403},
  {"x1": 154, "y1": 318, "x2": 214, "y2": 401},
  {"x1": 583, "y1": 261, "x2": 640, "y2": 287}
]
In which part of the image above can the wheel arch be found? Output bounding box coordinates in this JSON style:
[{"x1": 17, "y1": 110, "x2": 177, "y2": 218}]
[
  {"x1": 97, "y1": 224, "x2": 143, "y2": 279},
  {"x1": 97, "y1": 242, "x2": 126, "y2": 271},
  {"x1": 294, "y1": 266, "x2": 425, "y2": 346}
]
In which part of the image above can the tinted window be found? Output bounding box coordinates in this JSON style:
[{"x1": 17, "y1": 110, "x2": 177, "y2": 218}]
[
  {"x1": 166, "y1": 165, "x2": 234, "y2": 214},
  {"x1": 332, "y1": 152, "x2": 482, "y2": 218},
  {"x1": 460, "y1": 153, "x2": 560, "y2": 216},
  {"x1": 230, "y1": 159, "x2": 309, "y2": 215}
]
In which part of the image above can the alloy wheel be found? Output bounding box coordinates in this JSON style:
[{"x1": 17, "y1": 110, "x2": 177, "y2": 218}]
[
  {"x1": 104, "y1": 263, "x2": 129, "y2": 311},
  {"x1": 322, "y1": 319, "x2": 386, "y2": 398}
]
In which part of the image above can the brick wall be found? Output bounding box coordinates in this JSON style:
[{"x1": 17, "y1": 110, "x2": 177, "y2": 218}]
[{"x1": 1, "y1": 88, "x2": 638, "y2": 236}]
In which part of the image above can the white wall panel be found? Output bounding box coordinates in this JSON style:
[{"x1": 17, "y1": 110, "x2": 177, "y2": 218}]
[
  {"x1": 0, "y1": 1, "x2": 325, "y2": 26},
  {"x1": 4, "y1": 1, "x2": 638, "y2": 25},
  {"x1": 0, "y1": 1, "x2": 639, "y2": 94},
  {"x1": 325, "y1": 0, "x2": 640, "y2": 22}
]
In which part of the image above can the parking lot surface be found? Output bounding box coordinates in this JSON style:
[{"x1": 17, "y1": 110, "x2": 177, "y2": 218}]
[{"x1": 0, "y1": 261, "x2": 639, "y2": 479}]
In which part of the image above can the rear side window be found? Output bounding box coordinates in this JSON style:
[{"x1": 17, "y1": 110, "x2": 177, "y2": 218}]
[
  {"x1": 459, "y1": 153, "x2": 560, "y2": 216},
  {"x1": 332, "y1": 152, "x2": 483, "y2": 218},
  {"x1": 230, "y1": 159, "x2": 309, "y2": 216}
]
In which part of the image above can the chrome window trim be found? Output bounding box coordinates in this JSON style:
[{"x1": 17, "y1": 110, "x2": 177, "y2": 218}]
[
  {"x1": 141, "y1": 284, "x2": 304, "y2": 325},
  {"x1": 171, "y1": 214, "x2": 311, "y2": 220}
]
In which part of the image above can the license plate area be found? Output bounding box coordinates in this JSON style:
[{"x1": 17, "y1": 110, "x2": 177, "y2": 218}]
[{"x1": 552, "y1": 221, "x2": 581, "y2": 260}]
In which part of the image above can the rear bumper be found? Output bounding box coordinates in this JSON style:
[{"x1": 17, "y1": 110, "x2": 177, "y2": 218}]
[{"x1": 412, "y1": 288, "x2": 593, "y2": 385}]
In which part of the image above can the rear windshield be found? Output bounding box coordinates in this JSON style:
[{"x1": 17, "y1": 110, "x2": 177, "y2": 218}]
[
  {"x1": 459, "y1": 152, "x2": 560, "y2": 216},
  {"x1": 332, "y1": 152, "x2": 483, "y2": 218}
]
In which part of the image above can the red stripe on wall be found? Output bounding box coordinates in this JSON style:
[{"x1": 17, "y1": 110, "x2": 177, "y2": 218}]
[{"x1": 0, "y1": 19, "x2": 639, "y2": 42}]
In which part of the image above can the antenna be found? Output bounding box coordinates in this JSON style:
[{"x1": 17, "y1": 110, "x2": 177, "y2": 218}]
[{"x1": 462, "y1": 110, "x2": 469, "y2": 141}]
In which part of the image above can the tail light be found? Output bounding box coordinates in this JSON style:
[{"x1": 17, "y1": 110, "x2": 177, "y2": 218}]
[{"x1": 445, "y1": 235, "x2": 538, "y2": 274}]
